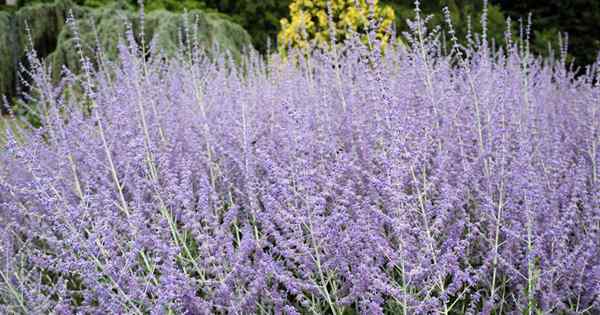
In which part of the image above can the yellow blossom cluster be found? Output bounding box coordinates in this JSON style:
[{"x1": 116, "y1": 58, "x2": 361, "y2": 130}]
[{"x1": 278, "y1": 0, "x2": 395, "y2": 51}]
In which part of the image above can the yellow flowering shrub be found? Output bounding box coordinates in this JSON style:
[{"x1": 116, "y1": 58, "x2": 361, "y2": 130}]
[{"x1": 278, "y1": 0, "x2": 395, "y2": 51}]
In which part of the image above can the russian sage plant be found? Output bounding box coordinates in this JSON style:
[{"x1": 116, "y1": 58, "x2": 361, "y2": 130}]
[{"x1": 1, "y1": 5, "x2": 599, "y2": 315}]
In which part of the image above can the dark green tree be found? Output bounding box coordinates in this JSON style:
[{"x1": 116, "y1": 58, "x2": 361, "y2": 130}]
[
  {"x1": 493, "y1": 0, "x2": 600, "y2": 66},
  {"x1": 199, "y1": 0, "x2": 290, "y2": 53},
  {"x1": 384, "y1": 0, "x2": 507, "y2": 49}
]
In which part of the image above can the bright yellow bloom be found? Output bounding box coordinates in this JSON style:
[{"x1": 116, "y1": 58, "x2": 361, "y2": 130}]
[{"x1": 278, "y1": 0, "x2": 396, "y2": 51}]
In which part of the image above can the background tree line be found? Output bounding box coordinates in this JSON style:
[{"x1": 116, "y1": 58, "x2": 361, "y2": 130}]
[
  {"x1": 5, "y1": 0, "x2": 600, "y2": 66},
  {"x1": 202, "y1": 0, "x2": 600, "y2": 67}
]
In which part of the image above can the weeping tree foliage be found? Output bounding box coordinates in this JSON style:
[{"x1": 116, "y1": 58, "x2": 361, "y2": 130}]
[
  {"x1": 0, "y1": 0, "x2": 252, "y2": 109},
  {"x1": 17, "y1": 0, "x2": 281, "y2": 51},
  {"x1": 0, "y1": 0, "x2": 75, "y2": 110},
  {"x1": 49, "y1": 3, "x2": 251, "y2": 80}
]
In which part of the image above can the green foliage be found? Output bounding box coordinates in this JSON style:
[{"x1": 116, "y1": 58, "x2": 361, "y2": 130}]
[
  {"x1": 199, "y1": 0, "x2": 291, "y2": 53},
  {"x1": 0, "y1": 116, "x2": 9, "y2": 147},
  {"x1": 383, "y1": 0, "x2": 507, "y2": 50},
  {"x1": 142, "y1": 0, "x2": 206, "y2": 12},
  {"x1": 0, "y1": 115, "x2": 24, "y2": 147},
  {"x1": 0, "y1": 0, "x2": 78, "y2": 110},
  {"x1": 0, "y1": 0, "x2": 252, "y2": 105},
  {"x1": 384, "y1": 0, "x2": 599, "y2": 66},
  {"x1": 0, "y1": 12, "x2": 14, "y2": 102},
  {"x1": 7, "y1": 0, "x2": 600, "y2": 67},
  {"x1": 48, "y1": 3, "x2": 251, "y2": 76},
  {"x1": 18, "y1": 0, "x2": 285, "y2": 53},
  {"x1": 498, "y1": 0, "x2": 600, "y2": 66}
]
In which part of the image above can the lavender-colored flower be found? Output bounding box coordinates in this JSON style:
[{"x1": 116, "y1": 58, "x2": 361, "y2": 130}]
[{"x1": 1, "y1": 4, "x2": 599, "y2": 315}]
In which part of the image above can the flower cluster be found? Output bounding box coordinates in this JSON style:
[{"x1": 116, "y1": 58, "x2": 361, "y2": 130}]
[
  {"x1": 278, "y1": 0, "x2": 395, "y2": 50},
  {"x1": 1, "y1": 9, "x2": 599, "y2": 315}
]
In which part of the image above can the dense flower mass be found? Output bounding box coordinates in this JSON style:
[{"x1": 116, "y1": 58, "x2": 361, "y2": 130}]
[{"x1": 1, "y1": 10, "x2": 600, "y2": 315}]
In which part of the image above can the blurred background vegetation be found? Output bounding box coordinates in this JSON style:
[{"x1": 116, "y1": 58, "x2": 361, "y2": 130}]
[
  {"x1": 5, "y1": 0, "x2": 599, "y2": 59},
  {"x1": 0, "y1": 0, "x2": 598, "y2": 109}
]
